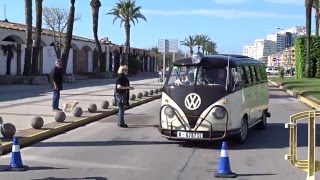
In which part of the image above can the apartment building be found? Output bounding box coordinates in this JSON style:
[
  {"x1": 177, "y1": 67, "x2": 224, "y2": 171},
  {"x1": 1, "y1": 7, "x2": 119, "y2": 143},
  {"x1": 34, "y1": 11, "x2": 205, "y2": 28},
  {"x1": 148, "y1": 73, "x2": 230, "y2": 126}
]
[{"x1": 243, "y1": 39, "x2": 276, "y2": 61}]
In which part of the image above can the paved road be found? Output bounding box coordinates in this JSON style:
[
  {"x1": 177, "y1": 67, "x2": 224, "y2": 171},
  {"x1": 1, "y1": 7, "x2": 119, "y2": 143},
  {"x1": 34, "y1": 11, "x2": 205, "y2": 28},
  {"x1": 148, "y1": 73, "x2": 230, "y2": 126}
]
[{"x1": 0, "y1": 84, "x2": 319, "y2": 180}]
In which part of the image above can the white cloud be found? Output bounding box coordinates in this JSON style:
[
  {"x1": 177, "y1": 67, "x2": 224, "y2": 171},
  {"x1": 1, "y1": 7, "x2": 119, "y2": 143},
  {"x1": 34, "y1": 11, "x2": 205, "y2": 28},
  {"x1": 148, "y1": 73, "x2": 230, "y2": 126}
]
[{"x1": 141, "y1": 9, "x2": 303, "y2": 19}]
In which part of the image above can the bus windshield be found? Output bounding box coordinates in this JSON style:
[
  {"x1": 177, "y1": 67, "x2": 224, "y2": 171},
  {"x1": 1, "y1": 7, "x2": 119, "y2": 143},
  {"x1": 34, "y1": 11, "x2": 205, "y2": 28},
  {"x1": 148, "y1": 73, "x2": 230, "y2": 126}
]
[{"x1": 166, "y1": 65, "x2": 227, "y2": 86}]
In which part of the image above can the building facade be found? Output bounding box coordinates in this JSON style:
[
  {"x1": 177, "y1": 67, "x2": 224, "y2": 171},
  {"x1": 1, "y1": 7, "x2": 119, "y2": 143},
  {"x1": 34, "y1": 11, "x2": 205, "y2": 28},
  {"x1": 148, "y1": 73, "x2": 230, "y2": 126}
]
[
  {"x1": 0, "y1": 20, "x2": 158, "y2": 76},
  {"x1": 243, "y1": 39, "x2": 276, "y2": 61},
  {"x1": 243, "y1": 26, "x2": 305, "y2": 64},
  {"x1": 267, "y1": 47, "x2": 295, "y2": 68}
]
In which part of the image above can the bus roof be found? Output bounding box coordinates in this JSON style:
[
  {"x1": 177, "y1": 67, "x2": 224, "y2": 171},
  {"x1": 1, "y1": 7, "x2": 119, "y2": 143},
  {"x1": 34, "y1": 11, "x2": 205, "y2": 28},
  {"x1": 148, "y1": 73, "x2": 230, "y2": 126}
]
[{"x1": 172, "y1": 54, "x2": 265, "y2": 67}]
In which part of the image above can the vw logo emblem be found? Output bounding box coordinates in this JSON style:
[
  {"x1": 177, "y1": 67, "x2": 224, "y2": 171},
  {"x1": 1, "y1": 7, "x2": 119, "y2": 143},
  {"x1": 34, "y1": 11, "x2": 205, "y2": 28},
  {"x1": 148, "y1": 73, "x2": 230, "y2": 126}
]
[{"x1": 184, "y1": 93, "x2": 201, "y2": 110}]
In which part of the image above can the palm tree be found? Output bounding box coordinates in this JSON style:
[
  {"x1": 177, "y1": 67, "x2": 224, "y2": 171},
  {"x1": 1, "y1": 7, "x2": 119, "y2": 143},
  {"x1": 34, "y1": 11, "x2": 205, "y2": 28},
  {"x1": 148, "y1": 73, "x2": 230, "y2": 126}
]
[
  {"x1": 194, "y1": 35, "x2": 201, "y2": 53},
  {"x1": 23, "y1": 0, "x2": 32, "y2": 76},
  {"x1": 90, "y1": 0, "x2": 105, "y2": 73},
  {"x1": 200, "y1": 35, "x2": 211, "y2": 54},
  {"x1": 61, "y1": 0, "x2": 76, "y2": 74},
  {"x1": 180, "y1": 35, "x2": 196, "y2": 56},
  {"x1": 151, "y1": 46, "x2": 161, "y2": 68},
  {"x1": 204, "y1": 41, "x2": 218, "y2": 55},
  {"x1": 306, "y1": 0, "x2": 314, "y2": 78},
  {"x1": 194, "y1": 34, "x2": 210, "y2": 54},
  {"x1": 314, "y1": 0, "x2": 320, "y2": 36},
  {"x1": 107, "y1": 0, "x2": 147, "y2": 65},
  {"x1": 31, "y1": 0, "x2": 43, "y2": 75}
]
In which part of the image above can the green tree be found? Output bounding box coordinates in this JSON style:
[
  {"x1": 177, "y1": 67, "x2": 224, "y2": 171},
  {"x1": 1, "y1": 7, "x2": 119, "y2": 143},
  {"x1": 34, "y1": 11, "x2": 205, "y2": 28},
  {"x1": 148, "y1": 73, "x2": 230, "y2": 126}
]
[
  {"x1": 31, "y1": 0, "x2": 43, "y2": 75},
  {"x1": 90, "y1": 0, "x2": 105, "y2": 73},
  {"x1": 23, "y1": 0, "x2": 32, "y2": 76},
  {"x1": 180, "y1": 35, "x2": 196, "y2": 56},
  {"x1": 305, "y1": 0, "x2": 314, "y2": 78},
  {"x1": 107, "y1": 0, "x2": 147, "y2": 65},
  {"x1": 151, "y1": 46, "x2": 161, "y2": 68},
  {"x1": 194, "y1": 34, "x2": 210, "y2": 54},
  {"x1": 61, "y1": 0, "x2": 76, "y2": 74},
  {"x1": 204, "y1": 41, "x2": 218, "y2": 55}
]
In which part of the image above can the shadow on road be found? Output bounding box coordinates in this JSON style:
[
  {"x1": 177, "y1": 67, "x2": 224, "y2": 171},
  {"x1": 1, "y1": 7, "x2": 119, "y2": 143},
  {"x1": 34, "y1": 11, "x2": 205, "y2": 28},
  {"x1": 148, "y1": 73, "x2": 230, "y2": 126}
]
[
  {"x1": 32, "y1": 177, "x2": 107, "y2": 180},
  {"x1": 0, "y1": 165, "x2": 67, "y2": 172},
  {"x1": 269, "y1": 94, "x2": 293, "y2": 99},
  {"x1": 32, "y1": 140, "x2": 178, "y2": 148},
  {"x1": 177, "y1": 123, "x2": 320, "y2": 150}
]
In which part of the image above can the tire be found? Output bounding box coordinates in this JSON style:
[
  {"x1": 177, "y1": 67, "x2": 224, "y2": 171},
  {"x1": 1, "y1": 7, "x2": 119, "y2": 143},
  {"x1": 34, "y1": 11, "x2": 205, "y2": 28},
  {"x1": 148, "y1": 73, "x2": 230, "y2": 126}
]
[
  {"x1": 267, "y1": 72, "x2": 271, "y2": 75},
  {"x1": 234, "y1": 117, "x2": 248, "y2": 144},
  {"x1": 256, "y1": 111, "x2": 267, "y2": 130}
]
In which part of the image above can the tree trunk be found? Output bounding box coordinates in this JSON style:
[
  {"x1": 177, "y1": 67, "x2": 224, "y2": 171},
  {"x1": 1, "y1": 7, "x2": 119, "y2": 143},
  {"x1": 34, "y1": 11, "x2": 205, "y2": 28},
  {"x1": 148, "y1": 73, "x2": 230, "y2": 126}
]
[
  {"x1": 317, "y1": 14, "x2": 320, "y2": 37},
  {"x1": 61, "y1": 0, "x2": 76, "y2": 75},
  {"x1": 23, "y1": 0, "x2": 33, "y2": 76},
  {"x1": 306, "y1": 2, "x2": 313, "y2": 78},
  {"x1": 31, "y1": 0, "x2": 43, "y2": 75},
  {"x1": 189, "y1": 48, "x2": 193, "y2": 56},
  {"x1": 91, "y1": 0, "x2": 105, "y2": 73},
  {"x1": 121, "y1": 22, "x2": 130, "y2": 65}
]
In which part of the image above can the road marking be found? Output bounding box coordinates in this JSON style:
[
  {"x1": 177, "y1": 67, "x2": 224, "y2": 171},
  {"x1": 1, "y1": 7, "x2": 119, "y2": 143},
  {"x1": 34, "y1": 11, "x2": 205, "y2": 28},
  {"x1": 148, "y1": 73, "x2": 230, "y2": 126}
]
[{"x1": 21, "y1": 155, "x2": 148, "y2": 171}]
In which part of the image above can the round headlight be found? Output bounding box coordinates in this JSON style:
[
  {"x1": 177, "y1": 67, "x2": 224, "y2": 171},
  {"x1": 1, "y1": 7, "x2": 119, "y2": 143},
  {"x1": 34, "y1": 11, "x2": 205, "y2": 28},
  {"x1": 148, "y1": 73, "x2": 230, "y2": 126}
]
[
  {"x1": 164, "y1": 106, "x2": 175, "y2": 118},
  {"x1": 213, "y1": 107, "x2": 226, "y2": 119}
]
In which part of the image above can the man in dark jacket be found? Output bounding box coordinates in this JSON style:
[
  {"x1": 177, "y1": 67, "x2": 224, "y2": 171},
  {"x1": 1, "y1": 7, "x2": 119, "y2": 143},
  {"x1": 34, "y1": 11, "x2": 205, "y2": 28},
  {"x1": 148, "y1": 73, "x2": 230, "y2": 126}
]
[{"x1": 51, "y1": 59, "x2": 63, "y2": 111}]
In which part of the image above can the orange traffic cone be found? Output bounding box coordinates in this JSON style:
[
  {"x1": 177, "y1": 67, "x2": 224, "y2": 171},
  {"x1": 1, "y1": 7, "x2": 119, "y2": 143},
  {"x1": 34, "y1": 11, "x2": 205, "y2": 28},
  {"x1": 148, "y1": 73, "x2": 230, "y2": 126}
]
[
  {"x1": 214, "y1": 141, "x2": 237, "y2": 178},
  {"x1": 5, "y1": 137, "x2": 28, "y2": 171}
]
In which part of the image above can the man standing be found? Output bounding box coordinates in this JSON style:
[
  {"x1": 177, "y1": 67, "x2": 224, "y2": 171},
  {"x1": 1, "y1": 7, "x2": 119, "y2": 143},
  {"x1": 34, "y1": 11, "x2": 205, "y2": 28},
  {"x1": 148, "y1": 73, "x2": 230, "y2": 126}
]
[{"x1": 51, "y1": 59, "x2": 63, "y2": 111}]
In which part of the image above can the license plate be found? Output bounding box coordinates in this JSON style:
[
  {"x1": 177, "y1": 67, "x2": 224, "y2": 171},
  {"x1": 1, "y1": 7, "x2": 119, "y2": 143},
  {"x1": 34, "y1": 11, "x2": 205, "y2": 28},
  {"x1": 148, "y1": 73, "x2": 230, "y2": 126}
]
[{"x1": 177, "y1": 131, "x2": 203, "y2": 139}]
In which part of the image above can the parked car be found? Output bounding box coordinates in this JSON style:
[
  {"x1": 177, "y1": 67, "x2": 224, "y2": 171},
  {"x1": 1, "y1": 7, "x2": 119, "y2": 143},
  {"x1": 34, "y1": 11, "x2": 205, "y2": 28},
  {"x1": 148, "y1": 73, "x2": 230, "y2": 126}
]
[
  {"x1": 266, "y1": 67, "x2": 279, "y2": 75},
  {"x1": 286, "y1": 68, "x2": 295, "y2": 76}
]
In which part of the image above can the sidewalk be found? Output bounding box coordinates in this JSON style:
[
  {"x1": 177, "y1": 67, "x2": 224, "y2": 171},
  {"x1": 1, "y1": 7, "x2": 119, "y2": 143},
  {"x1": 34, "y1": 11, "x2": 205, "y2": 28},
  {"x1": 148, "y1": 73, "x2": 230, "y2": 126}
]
[{"x1": 0, "y1": 72, "x2": 163, "y2": 154}]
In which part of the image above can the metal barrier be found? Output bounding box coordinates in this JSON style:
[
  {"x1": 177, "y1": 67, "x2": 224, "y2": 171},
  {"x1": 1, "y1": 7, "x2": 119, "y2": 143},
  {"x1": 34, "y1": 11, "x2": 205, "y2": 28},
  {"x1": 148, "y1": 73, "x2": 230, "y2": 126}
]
[{"x1": 285, "y1": 111, "x2": 320, "y2": 180}]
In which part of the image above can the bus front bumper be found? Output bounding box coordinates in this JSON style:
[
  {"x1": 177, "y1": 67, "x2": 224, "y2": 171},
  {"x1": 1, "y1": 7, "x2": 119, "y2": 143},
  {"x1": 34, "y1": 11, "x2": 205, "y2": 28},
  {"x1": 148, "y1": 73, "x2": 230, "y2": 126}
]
[{"x1": 159, "y1": 128, "x2": 241, "y2": 141}]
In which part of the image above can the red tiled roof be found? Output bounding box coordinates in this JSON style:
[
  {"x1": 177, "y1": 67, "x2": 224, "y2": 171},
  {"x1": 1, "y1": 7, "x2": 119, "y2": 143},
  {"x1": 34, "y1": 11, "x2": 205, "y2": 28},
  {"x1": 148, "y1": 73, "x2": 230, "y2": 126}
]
[
  {"x1": 0, "y1": 20, "x2": 112, "y2": 44},
  {"x1": 0, "y1": 20, "x2": 152, "y2": 51}
]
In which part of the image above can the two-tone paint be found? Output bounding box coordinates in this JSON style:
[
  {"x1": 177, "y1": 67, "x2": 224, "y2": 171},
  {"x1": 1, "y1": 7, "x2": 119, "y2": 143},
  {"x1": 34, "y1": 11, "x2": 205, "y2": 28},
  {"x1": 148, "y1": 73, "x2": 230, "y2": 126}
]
[{"x1": 159, "y1": 54, "x2": 271, "y2": 142}]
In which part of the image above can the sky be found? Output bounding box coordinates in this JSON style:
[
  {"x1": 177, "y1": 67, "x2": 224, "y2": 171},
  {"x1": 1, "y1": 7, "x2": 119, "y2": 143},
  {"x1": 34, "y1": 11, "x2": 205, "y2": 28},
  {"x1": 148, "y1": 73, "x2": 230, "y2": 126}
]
[{"x1": 0, "y1": 0, "x2": 306, "y2": 54}]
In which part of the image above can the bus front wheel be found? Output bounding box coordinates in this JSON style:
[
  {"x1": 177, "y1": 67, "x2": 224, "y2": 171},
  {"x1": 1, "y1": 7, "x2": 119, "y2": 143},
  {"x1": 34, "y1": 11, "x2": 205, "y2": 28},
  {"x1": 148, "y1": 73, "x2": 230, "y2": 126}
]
[{"x1": 234, "y1": 117, "x2": 248, "y2": 144}]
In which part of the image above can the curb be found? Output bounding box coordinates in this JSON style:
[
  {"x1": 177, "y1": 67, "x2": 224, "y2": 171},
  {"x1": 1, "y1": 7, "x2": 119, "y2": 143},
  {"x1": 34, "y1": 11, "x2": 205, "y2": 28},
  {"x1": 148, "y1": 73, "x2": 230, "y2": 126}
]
[
  {"x1": 268, "y1": 79, "x2": 320, "y2": 110},
  {"x1": 1, "y1": 94, "x2": 162, "y2": 155}
]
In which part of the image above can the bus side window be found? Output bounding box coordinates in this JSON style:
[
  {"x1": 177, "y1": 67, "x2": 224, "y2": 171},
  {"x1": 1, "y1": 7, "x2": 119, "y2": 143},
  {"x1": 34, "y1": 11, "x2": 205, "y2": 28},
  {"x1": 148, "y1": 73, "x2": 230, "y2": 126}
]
[
  {"x1": 259, "y1": 65, "x2": 267, "y2": 81},
  {"x1": 235, "y1": 67, "x2": 245, "y2": 87},
  {"x1": 243, "y1": 66, "x2": 252, "y2": 86},
  {"x1": 249, "y1": 66, "x2": 257, "y2": 84},
  {"x1": 254, "y1": 65, "x2": 262, "y2": 83}
]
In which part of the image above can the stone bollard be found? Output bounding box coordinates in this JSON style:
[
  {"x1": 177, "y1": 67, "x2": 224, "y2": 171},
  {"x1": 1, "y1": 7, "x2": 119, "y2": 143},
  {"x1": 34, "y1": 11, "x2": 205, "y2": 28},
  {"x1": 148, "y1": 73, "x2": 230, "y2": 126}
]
[
  {"x1": 130, "y1": 94, "x2": 136, "y2": 101},
  {"x1": 154, "y1": 89, "x2": 159, "y2": 94},
  {"x1": 31, "y1": 116, "x2": 44, "y2": 129},
  {"x1": 1, "y1": 123, "x2": 16, "y2": 139},
  {"x1": 149, "y1": 90, "x2": 154, "y2": 96},
  {"x1": 143, "y1": 91, "x2": 149, "y2": 97},
  {"x1": 55, "y1": 111, "x2": 66, "y2": 123},
  {"x1": 137, "y1": 92, "x2": 143, "y2": 99},
  {"x1": 72, "y1": 107, "x2": 83, "y2": 117},
  {"x1": 101, "y1": 100, "x2": 109, "y2": 109},
  {"x1": 88, "y1": 103, "x2": 98, "y2": 113}
]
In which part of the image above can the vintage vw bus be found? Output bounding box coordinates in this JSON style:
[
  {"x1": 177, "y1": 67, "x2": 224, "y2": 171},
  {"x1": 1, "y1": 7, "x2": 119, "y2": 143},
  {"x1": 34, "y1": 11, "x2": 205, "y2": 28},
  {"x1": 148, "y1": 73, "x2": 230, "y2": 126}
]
[{"x1": 159, "y1": 53, "x2": 271, "y2": 143}]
